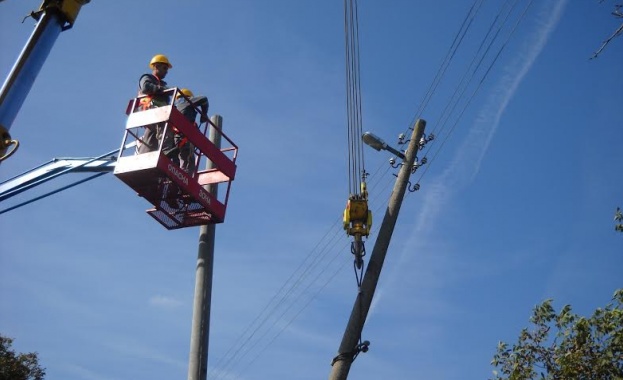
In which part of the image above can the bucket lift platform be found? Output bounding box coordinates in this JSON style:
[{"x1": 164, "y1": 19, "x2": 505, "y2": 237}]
[{"x1": 114, "y1": 90, "x2": 238, "y2": 229}]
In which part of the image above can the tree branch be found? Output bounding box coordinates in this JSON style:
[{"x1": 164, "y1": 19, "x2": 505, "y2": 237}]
[{"x1": 591, "y1": 22, "x2": 623, "y2": 59}]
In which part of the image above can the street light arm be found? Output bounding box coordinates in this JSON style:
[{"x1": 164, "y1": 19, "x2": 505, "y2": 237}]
[
  {"x1": 362, "y1": 131, "x2": 405, "y2": 159},
  {"x1": 384, "y1": 145, "x2": 405, "y2": 160}
]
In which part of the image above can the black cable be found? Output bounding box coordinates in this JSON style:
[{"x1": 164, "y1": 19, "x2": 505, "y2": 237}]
[
  {"x1": 210, "y1": 225, "x2": 344, "y2": 378},
  {"x1": 415, "y1": 0, "x2": 518, "y2": 170},
  {"x1": 211, "y1": 1, "x2": 539, "y2": 375},
  {"x1": 415, "y1": 0, "x2": 535, "y2": 186},
  {"x1": 405, "y1": 0, "x2": 486, "y2": 136}
]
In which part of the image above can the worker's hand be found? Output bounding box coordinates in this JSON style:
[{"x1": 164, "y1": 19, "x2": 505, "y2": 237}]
[
  {"x1": 157, "y1": 85, "x2": 168, "y2": 93},
  {"x1": 200, "y1": 115, "x2": 209, "y2": 123}
]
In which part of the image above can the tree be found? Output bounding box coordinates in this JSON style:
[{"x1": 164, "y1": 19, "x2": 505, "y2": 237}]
[
  {"x1": 490, "y1": 289, "x2": 623, "y2": 379},
  {"x1": 615, "y1": 207, "x2": 623, "y2": 232},
  {"x1": 0, "y1": 335, "x2": 45, "y2": 380}
]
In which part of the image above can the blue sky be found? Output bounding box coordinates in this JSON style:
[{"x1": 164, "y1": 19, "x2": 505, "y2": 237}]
[{"x1": 1, "y1": 1, "x2": 621, "y2": 379}]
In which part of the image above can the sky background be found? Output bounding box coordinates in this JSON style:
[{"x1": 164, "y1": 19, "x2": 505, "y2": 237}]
[{"x1": 1, "y1": 1, "x2": 622, "y2": 379}]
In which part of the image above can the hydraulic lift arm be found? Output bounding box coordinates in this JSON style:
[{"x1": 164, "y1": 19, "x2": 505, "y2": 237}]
[
  {"x1": 0, "y1": 142, "x2": 135, "y2": 215},
  {"x1": 0, "y1": 0, "x2": 90, "y2": 162}
]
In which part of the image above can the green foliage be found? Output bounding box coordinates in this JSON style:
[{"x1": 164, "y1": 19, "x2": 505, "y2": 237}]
[
  {"x1": 615, "y1": 207, "x2": 623, "y2": 233},
  {"x1": 491, "y1": 289, "x2": 623, "y2": 380},
  {"x1": 0, "y1": 335, "x2": 45, "y2": 380}
]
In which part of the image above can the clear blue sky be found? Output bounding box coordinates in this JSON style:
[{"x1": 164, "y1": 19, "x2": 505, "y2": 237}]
[{"x1": 1, "y1": 1, "x2": 622, "y2": 379}]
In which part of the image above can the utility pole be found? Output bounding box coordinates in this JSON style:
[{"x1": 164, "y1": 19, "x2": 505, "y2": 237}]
[
  {"x1": 188, "y1": 115, "x2": 222, "y2": 380},
  {"x1": 329, "y1": 119, "x2": 426, "y2": 380}
]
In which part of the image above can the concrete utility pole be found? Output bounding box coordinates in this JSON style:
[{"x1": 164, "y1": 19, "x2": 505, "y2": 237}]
[
  {"x1": 188, "y1": 115, "x2": 222, "y2": 380},
  {"x1": 329, "y1": 119, "x2": 426, "y2": 380}
]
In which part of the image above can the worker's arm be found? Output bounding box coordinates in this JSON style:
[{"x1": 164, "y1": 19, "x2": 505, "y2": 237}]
[
  {"x1": 139, "y1": 74, "x2": 168, "y2": 95},
  {"x1": 191, "y1": 96, "x2": 209, "y2": 122}
]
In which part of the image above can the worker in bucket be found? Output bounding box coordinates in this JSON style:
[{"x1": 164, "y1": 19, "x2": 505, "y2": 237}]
[
  {"x1": 136, "y1": 54, "x2": 179, "y2": 209},
  {"x1": 136, "y1": 54, "x2": 175, "y2": 155}
]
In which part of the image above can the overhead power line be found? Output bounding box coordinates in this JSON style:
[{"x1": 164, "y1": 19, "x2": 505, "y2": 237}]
[{"x1": 208, "y1": 2, "x2": 540, "y2": 377}]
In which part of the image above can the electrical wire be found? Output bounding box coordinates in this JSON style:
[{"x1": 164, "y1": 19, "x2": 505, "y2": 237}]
[
  {"x1": 406, "y1": 0, "x2": 486, "y2": 135},
  {"x1": 209, "y1": 169, "x2": 397, "y2": 379},
  {"x1": 415, "y1": 0, "x2": 535, "y2": 186},
  {"x1": 209, "y1": 168, "x2": 394, "y2": 379},
  {"x1": 408, "y1": 0, "x2": 519, "y2": 183},
  {"x1": 208, "y1": 1, "x2": 539, "y2": 377},
  {"x1": 209, "y1": 223, "x2": 345, "y2": 378}
]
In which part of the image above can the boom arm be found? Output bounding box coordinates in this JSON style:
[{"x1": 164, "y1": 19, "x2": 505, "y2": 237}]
[
  {"x1": 0, "y1": 0, "x2": 90, "y2": 161},
  {"x1": 0, "y1": 142, "x2": 135, "y2": 214}
]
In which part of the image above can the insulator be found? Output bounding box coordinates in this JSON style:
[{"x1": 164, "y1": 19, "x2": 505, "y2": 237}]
[
  {"x1": 427, "y1": 134, "x2": 435, "y2": 142},
  {"x1": 408, "y1": 182, "x2": 421, "y2": 192},
  {"x1": 421, "y1": 156, "x2": 427, "y2": 165},
  {"x1": 411, "y1": 162, "x2": 418, "y2": 173},
  {"x1": 390, "y1": 158, "x2": 400, "y2": 168},
  {"x1": 397, "y1": 133, "x2": 405, "y2": 144}
]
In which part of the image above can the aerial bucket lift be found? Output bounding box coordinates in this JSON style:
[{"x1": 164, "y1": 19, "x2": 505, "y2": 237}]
[{"x1": 114, "y1": 88, "x2": 238, "y2": 230}]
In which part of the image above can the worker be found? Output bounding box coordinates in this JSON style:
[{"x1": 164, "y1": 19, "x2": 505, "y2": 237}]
[
  {"x1": 136, "y1": 54, "x2": 180, "y2": 209},
  {"x1": 136, "y1": 54, "x2": 174, "y2": 155},
  {"x1": 174, "y1": 88, "x2": 209, "y2": 173}
]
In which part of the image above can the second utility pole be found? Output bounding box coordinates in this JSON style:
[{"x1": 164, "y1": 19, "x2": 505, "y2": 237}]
[
  {"x1": 188, "y1": 115, "x2": 222, "y2": 380},
  {"x1": 329, "y1": 119, "x2": 426, "y2": 380}
]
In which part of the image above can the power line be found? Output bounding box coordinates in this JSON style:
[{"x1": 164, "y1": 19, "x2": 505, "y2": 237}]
[
  {"x1": 209, "y1": 169, "x2": 394, "y2": 379},
  {"x1": 406, "y1": 0, "x2": 486, "y2": 134},
  {"x1": 208, "y1": 1, "x2": 539, "y2": 376},
  {"x1": 415, "y1": 0, "x2": 535, "y2": 186}
]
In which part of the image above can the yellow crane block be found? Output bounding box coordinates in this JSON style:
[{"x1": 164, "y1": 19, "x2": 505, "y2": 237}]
[{"x1": 343, "y1": 182, "x2": 372, "y2": 237}]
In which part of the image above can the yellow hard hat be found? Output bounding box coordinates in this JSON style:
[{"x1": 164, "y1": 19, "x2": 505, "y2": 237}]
[
  {"x1": 177, "y1": 88, "x2": 194, "y2": 98},
  {"x1": 149, "y1": 54, "x2": 172, "y2": 69}
]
